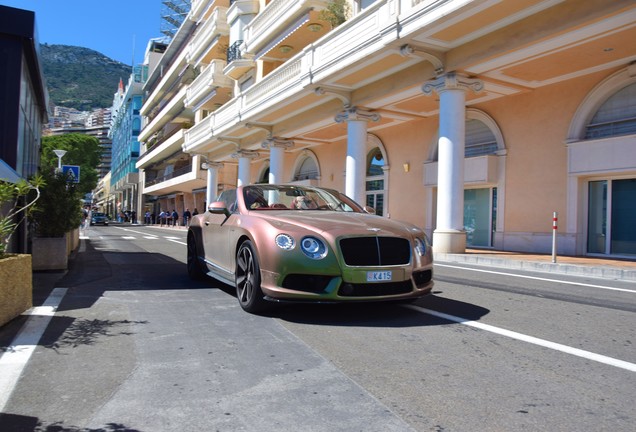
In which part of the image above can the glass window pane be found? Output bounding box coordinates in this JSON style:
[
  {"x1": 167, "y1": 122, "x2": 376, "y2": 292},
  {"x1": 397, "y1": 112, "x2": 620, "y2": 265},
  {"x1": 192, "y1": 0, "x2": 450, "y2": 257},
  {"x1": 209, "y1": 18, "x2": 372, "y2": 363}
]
[
  {"x1": 464, "y1": 188, "x2": 491, "y2": 247},
  {"x1": 587, "y1": 181, "x2": 607, "y2": 254},
  {"x1": 610, "y1": 179, "x2": 636, "y2": 255}
]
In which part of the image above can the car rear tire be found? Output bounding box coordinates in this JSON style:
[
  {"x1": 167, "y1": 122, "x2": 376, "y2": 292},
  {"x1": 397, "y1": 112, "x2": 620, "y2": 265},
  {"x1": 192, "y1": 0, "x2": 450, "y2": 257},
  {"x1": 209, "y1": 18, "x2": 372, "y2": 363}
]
[
  {"x1": 236, "y1": 240, "x2": 266, "y2": 313},
  {"x1": 187, "y1": 232, "x2": 206, "y2": 280}
]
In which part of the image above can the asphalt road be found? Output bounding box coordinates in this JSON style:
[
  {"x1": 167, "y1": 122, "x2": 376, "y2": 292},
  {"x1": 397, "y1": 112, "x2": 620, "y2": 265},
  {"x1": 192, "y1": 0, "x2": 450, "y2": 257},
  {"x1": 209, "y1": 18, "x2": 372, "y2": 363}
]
[{"x1": 1, "y1": 224, "x2": 634, "y2": 432}]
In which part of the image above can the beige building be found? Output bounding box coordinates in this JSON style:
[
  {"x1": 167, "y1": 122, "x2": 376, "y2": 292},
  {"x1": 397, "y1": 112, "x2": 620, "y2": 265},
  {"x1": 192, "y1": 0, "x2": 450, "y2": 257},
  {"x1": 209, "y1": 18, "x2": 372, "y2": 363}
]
[{"x1": 137, "y1": 0, "x2": 636, "y2": 257}]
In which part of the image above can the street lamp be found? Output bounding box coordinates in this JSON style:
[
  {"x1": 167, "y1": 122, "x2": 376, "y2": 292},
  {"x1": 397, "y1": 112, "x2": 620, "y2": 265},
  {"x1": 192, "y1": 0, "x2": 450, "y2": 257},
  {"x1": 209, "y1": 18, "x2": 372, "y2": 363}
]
[{"x1": 53, "y1": 149, "x2": 67, "y2": 173}]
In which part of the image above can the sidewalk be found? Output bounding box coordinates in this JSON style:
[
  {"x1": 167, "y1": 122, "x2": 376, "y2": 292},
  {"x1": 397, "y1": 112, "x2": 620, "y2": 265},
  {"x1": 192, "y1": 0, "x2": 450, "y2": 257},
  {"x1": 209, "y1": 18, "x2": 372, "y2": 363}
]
[{"x1": 435, "y1": 249, "x2": 636, "y2": 282}]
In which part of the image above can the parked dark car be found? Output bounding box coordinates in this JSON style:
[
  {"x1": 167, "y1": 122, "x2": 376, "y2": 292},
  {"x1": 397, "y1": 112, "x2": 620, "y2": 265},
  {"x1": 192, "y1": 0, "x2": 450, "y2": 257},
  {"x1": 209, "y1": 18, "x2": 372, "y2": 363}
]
[{"x1": 90, "y1": 212, "x2": 109, "y2": 226}]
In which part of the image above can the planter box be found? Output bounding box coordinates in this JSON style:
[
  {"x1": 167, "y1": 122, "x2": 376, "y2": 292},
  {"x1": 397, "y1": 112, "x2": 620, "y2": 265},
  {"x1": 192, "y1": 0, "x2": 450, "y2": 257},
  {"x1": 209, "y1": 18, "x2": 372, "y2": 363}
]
[
  {"x1": 0, "y1": 254, "x2": 32, "y2": 327},
  {"x1": 32, "y1": 236, "x2": 68, "y2": 271}
]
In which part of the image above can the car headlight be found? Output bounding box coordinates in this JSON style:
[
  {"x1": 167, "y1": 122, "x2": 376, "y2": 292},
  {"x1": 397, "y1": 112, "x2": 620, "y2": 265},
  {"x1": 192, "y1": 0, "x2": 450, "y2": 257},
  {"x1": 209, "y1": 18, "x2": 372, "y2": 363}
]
[
  {"x1": 300, "y1": 236, "x2": 327, "y2": 259},
  {"x1": 275, "y1": 233, "x2": 295, "y2": 250},
  {"x1": 414, "y1": 237, "x2": 427, "y2": 256}
]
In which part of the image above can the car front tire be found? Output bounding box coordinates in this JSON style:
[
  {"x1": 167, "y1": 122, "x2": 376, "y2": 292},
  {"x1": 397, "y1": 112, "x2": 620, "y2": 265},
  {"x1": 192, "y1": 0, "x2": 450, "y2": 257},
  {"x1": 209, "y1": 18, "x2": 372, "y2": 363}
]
[
  {"x1": 236, "y1": 240, "x2": 266, "y2": 313},
  {"x1": 187, "y1": 232, "x2": 206, "y2": 280}
]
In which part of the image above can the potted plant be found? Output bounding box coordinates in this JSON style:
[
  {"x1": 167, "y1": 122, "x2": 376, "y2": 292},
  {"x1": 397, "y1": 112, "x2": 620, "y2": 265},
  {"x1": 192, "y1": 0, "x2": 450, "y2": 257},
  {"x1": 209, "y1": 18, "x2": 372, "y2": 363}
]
[
  {"x1": 30, "y1": 170, "x2": 83, "y2": 271},
  {"x1": 0, "y1": 176, "x2": 42, "y2": 327}
]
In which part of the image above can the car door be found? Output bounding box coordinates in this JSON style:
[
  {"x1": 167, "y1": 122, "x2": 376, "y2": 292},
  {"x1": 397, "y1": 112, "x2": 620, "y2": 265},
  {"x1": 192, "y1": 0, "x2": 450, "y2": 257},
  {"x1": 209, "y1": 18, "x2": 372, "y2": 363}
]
[{"x1": 202, "y1": 190, "x2": 237, "y2": 281}]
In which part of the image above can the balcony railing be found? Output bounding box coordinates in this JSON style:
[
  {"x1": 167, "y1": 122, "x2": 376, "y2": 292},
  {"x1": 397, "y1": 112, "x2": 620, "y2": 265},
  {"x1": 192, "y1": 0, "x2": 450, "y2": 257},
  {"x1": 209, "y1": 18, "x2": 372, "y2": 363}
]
[
  {"x1": 145, "y1": 165, "x2": 193, "y2": 187},
  {"x1": 227, "y1": 40, "x2": 243, "y2": 63}
]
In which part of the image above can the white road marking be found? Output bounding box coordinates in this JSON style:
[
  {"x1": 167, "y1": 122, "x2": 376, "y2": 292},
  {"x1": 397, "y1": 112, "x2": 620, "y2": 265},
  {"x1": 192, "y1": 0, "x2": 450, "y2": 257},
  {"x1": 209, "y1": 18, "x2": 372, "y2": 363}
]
[
  {"x1": 406, "y1": 304, "x2": 636, "y2": 372},
  {"x1": 436, "y1": 263, "x2": 636, "y2": 293},
  {"x1": 122, "y1": 236, "x2": 136, "y2": 240},
  {"x1": 167, "y1": 239, "x2": 187, "y2": 246},
  {"x1": 0, "y1": 288, "x2": 68, "y2": 411}
]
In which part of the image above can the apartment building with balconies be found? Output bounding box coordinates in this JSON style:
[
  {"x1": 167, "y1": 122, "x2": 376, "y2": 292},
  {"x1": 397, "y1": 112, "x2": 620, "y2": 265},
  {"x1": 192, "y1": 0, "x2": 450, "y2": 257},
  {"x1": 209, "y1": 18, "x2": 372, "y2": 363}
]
[
  {"x1": 109, "y1": 67, "x2": 146, "y2": 221},
  {"x1": 144, "y1": 0, "x2": 636, "y2": 257},
  {"x1": 137, "y1": 5, "x2": 230, "y2": 220}
]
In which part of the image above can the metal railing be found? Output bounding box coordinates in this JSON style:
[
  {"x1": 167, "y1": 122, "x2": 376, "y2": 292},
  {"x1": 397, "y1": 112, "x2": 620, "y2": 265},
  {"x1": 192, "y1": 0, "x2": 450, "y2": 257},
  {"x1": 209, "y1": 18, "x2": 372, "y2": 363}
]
[{"x1": 227, "y1": 39, "x2": 243, "y2": 63}]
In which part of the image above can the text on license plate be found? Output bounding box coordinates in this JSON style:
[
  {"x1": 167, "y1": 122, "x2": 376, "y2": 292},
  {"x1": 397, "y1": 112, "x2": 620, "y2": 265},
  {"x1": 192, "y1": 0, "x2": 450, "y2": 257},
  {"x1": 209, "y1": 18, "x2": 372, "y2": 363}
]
[{"x1": 367, "y1": 271, "x2": 392, "y2": 282}]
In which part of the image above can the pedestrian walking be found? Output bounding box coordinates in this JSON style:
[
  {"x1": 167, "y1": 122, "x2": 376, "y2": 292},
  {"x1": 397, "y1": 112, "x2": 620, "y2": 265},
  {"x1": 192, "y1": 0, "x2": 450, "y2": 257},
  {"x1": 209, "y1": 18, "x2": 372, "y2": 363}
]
[{"x1": 171, "y1": 209, "x2": 179, "y2": 227}]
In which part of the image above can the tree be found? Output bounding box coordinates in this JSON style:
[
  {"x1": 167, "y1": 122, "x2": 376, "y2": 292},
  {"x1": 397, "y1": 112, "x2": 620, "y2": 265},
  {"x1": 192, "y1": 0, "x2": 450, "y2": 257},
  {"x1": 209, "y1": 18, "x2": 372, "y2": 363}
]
[
  {"x1": 31, "y1": 133, "x2": 102, "y2": 237},
  {"x1": 319, "y1": 0, "x2": 350, "y2": 28},
  {"x1": 41, "y1": 133, "x2": 102, "y2": 196}
]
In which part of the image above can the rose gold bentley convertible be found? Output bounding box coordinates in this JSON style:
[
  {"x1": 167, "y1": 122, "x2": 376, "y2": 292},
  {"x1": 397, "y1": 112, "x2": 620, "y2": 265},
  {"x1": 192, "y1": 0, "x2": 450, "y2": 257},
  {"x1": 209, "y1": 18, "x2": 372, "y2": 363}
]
[{"x1": 187, "y1": 184, "x2": 433, "y2": 313}]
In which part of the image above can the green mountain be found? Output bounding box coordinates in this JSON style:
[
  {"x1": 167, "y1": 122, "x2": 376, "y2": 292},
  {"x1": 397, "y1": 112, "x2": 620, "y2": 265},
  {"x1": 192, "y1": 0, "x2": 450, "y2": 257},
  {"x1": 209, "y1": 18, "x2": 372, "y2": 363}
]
[{"x1": 40, "y1": 44, "x2": 133, "y2": 111}]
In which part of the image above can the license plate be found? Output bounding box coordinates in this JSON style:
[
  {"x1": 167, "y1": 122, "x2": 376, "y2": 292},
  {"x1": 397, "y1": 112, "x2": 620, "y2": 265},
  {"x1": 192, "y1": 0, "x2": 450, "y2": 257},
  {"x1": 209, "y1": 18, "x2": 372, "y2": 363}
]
[{"x1": 367, "y1": 271, "x2": 392, "y2": 282}]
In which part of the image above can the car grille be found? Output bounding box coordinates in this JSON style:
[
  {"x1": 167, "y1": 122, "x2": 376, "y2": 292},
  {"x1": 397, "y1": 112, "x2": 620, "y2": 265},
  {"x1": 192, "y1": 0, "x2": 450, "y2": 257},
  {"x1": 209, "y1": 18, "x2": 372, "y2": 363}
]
[
  {"x1": 338, "y1": 280, "x2": 413, "y2": 297},
  {"x1": 339, "y1": 237, "x2": 410, "y2": 266}
]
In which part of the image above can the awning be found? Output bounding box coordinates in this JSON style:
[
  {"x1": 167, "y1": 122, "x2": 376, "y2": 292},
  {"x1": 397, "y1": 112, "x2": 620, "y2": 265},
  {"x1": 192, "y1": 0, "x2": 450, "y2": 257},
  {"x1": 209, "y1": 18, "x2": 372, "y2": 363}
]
[{"x1": 0, "y1": 159, "x2": 21, "y2": 183}]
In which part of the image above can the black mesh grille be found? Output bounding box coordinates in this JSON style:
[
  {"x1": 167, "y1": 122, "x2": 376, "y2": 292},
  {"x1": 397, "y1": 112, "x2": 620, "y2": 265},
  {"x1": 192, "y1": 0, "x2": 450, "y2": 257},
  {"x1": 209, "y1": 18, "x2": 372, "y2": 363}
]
[
  {"x1": 412, "y1": 269, "x2": 433, "y2": 288},
  {"x1": 282, "y1": 274, "x2": 333, "y2": 293},
  {"x1": 339, "y1": 237, "x2": 410, "y2": 266}
]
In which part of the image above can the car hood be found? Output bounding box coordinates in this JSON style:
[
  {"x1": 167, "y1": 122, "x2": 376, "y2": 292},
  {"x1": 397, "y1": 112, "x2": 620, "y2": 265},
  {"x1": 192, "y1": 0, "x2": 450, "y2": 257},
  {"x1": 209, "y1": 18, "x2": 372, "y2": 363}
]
[{"x1": 255, "y1": 211, "x2": 423, "y2": 239}]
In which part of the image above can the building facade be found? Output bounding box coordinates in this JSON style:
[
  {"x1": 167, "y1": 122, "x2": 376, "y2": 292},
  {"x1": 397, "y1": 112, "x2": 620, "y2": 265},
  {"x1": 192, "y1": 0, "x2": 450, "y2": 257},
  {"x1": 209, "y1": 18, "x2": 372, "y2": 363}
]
[
  {"x1": 109, "y1": 69, "x2": 147, "y2": 222},
  {"x1": 137, "y1": 0, "x2": 636, "y2": 257},
  {"x1": 0, "y1": 5, "x2": 49, "y2": 253}
]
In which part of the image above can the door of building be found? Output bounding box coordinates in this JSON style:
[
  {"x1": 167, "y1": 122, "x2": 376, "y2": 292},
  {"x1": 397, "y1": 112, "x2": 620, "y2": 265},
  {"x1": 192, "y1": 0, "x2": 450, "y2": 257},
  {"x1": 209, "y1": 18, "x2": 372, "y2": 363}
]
[
  {"x1": 464, "y1": 187, "x2": 497, "y2": 247},
  {"x1": 588, "y1": 178, "x2": 636, "y2": 255}
]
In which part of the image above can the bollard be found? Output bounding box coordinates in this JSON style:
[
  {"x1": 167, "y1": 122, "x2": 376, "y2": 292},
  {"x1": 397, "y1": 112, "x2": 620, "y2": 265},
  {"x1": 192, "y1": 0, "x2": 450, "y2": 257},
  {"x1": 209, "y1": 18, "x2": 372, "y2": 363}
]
[{"x1": 552, "y1": 211, "x2": 558, "y2": 263}]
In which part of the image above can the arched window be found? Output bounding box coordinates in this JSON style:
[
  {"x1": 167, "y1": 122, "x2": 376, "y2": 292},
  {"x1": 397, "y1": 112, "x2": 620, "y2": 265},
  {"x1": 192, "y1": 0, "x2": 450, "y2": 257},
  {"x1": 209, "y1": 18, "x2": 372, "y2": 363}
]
[
  {"x1": 258, "y1": 166, "x2": 269, "y2": 184},
  {"x1": 293, "y1": 156, "x2": 318, "y2": 181},
  {"x1": 465, "y1": 119, "x2": 498, "y2": 157},
  {"x1": 367, "y1": 148, "x2": 384, "y2": 176},
  {"x1": 585, "y1": 82, "x2": 636, "y2": 139},
  {"x1": 366, "y1": 147, "x2": 385, "y2": 216}
]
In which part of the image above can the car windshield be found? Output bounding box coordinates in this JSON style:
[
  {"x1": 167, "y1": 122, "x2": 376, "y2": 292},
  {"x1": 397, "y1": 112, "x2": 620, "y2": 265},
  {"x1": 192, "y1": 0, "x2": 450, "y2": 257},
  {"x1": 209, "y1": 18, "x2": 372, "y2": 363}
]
[
  {"x1": 242, "y1": 185, "x2": 361, "y2": 212},
  {"x1": 93, "y1": 213, "x2": 106, "y2": 217}
]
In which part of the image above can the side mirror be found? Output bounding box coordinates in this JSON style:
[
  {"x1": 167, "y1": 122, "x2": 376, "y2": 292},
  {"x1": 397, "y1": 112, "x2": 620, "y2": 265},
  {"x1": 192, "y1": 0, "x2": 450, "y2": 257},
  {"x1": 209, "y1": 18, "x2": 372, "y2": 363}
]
[{"x1": 208, "y1": 201, "x2": 230, "y2": 217}]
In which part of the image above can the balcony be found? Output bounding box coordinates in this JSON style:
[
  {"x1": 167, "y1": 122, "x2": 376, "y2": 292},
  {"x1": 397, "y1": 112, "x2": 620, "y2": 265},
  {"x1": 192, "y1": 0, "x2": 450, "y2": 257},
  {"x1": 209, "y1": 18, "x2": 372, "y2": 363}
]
[
  {"x1": 223, "y1": 39, "x2": 255, "y2": 79},
  {"x1": 190, "y1": 0, "x2": 230, "y2": 23},
  {"x1": 142, "y1": 158, "x2": 207, "y2": 195},
  {"x1": 185, "y1": 59, "x2": 233, "y2": 110},
  {"x1": 423, "y1": 156, "x2": 501, "y2": 187},
  {"x1": 243, "y1": 0, "x2": 330, "y2": 59},
  {"x1": 139, "y1": 86, "x2": 193, "y2": 142},
  {"x1": 186, "y1": 6, "x2": 230, "y2": 67},
  {"x1": 137, "y1": 129, "x2": 187, "y2": 169}
]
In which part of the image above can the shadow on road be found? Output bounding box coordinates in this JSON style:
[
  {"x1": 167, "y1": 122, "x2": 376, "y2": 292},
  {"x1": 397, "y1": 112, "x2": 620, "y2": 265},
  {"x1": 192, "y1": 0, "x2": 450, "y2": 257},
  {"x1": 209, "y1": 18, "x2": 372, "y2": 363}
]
[
  {"x1": 269, "y1": 293, "x2": 489, "y2": 328},
  {"x1": 0, "y1": 413, "x2": 141, "y2": 432}
]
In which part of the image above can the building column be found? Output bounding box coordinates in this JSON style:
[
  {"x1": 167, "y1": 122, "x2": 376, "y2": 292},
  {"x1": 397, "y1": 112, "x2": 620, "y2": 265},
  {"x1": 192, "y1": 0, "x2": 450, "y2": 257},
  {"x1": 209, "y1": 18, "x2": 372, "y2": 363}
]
[
  {"x1": 423, "y1": 72, "x2": 483, "y2": 253},
  {"x1": 262, "y1": 138, "x2": 294, "y2": 184},
  {"x1": 205, "y1": 162, "x2": 224, "y2": 207},
  {"x1": 335, "y1": 107, "x2": 380, "y2": 204},
  {"x1": 232, "y1": 150, "x2": 259, "y2": 187}
]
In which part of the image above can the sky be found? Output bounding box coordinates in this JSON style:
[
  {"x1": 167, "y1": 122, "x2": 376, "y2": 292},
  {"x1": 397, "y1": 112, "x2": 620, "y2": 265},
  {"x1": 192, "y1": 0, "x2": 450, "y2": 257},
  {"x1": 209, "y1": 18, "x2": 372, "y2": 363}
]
[{"x1": 1, "y1": 0, "x2": 166, "y2": 65}]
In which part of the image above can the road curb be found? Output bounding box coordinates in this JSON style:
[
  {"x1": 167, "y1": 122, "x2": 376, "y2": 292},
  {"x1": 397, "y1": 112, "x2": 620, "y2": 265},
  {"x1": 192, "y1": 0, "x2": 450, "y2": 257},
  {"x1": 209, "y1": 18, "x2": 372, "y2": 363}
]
[{"x1": 434, "y1": 253, "x2": 636, "y2": 282}]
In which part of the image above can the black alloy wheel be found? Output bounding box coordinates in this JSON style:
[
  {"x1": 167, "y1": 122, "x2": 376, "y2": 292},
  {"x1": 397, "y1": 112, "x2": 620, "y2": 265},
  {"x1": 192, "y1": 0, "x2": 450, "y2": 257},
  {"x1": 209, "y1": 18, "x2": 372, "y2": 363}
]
[{"x1": 235, "y1": 240, "x2": 266, "y2": 313}]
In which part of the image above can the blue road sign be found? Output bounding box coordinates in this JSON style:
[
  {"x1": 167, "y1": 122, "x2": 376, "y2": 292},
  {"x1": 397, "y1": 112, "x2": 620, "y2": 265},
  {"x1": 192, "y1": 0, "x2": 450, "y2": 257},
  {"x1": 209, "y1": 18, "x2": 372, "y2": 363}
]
[{"x1": 62, "y1": 165, "x2": 80, "y2": 183}]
